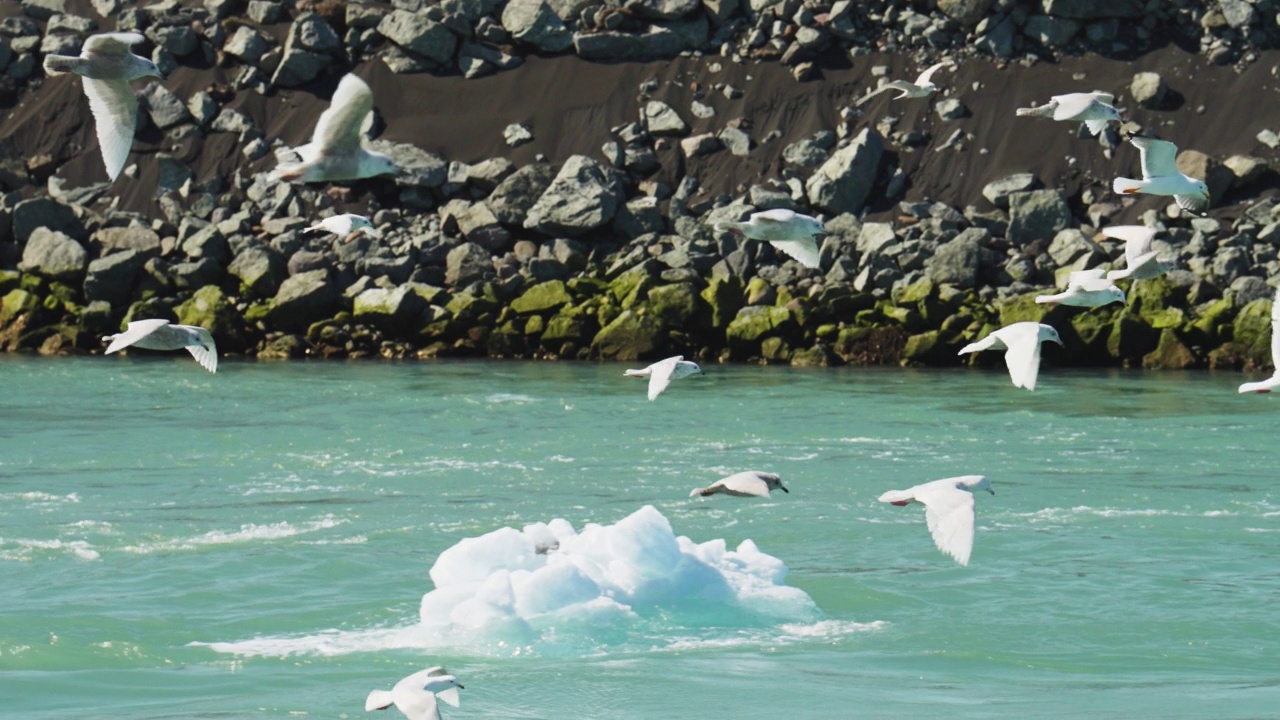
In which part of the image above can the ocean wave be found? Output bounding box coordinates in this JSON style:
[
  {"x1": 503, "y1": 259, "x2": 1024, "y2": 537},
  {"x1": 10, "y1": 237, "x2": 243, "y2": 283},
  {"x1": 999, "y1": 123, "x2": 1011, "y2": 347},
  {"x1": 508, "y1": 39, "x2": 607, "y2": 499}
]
[
  {"x1": 121, "y1": 515, "x2": 346, "y2": 554},
  {"x1": 0, "y1": 491, "x2": 81, "y2": 504},
  {"x1": 0, "y1": 537, "x2": 100, "y2": 562}
]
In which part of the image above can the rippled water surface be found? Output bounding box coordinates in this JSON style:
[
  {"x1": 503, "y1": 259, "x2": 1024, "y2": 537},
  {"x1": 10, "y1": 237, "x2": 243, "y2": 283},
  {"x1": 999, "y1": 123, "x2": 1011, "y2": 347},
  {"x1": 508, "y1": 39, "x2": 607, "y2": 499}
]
[{"x1": 2, "y1": 355, "x2": 1278, "y2": 718}]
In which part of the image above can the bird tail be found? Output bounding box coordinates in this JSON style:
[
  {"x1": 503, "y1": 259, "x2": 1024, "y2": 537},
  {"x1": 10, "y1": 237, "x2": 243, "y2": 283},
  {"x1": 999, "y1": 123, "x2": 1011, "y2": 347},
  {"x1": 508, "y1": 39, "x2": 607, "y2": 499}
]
[
  {"x1": 1033, "y1": 295, "x2": 1057, "y2": 305},
  {"x1": 1084, "y1": 119, "x2": 1110, "y2": 136},
  {"x1": 1106, "y1": 268, "x2": 1132, "y2": 282},
  {"x1": 42, "y1": 54, "x2": 80, "y2": 75},
  {"x1": 1015, "y1": 103, "x2": 1054, "y2": 118},
  {"x1": 713, "y1": 221, "x2": 744, "y2": 236},
  {"x1": 623, "y1": 369, "x2": 648, "y2": 378},
  {"x1": 1112, "y1": 177, "x2": 1144, "y2": 195}
]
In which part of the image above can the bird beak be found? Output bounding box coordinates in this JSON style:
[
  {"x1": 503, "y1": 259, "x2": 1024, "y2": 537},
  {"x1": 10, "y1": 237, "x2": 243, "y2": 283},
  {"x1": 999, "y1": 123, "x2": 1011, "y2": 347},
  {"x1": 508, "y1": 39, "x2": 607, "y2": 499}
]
[
  {"x1": 780, "y1": 485, "x2": 789, "y2": 493},
  {"x1": 457, "y1": 684, "x2": 465, "y2": 689},
  {"x1": 988, "y1": 488, "x2": 996, "y2": 495}
]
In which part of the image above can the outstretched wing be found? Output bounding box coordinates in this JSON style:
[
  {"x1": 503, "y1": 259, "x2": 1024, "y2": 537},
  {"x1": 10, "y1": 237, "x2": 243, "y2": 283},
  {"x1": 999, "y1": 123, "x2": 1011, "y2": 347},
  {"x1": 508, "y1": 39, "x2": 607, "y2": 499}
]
[
  {"x1": 1270, "y1": 286, "x2": 1280, "y2": 372},
  {"x1": 998, "y1": 323, "x2": 1045, "y2": 391},
  {"x1": 312, "y1": 73, "x2": 374, "y2": 154},
  {"x1": 1130, "y1": 136, "x2": 1179, "y2": 179},
  {"x1": 750, "y1": 208, "x2": 797, "y2": 225},
  {"x1": 1051, "y1": 93, "x2": 1101, "y2": 121},
  {"x1": 83, "y1": 32, "x2": 145, "y2": 56},
  {"x1": 646, "y1": 356, "x2": 682, "y2": 401},
  {"x1": 855, "y1": 80, "x2": 914, "y2": 105},
  {"x1": 178, "y1": 326, "x2": 218, "y2": 374},
  {"x1": 717, "y1": 472, "x2": 773, "y2": 497},
  {"x1": 1101, "y1": 225, "x2": 1156, "y2": 267},
  {"x1": 105, "y1": 319, "x2": 170, "y2": 354},
  {"x1": 915, "y1": 482, "x2": 978, "y2": 566},
  {"x1": 82, "y1": 77, "x2": 139, "y2": 181},
  {"x1": 769, "y1": 238, "x2": 821, "y2": 269},
  {"x1": 914, "y1": 61, "x2": 950, "y2": 86}
]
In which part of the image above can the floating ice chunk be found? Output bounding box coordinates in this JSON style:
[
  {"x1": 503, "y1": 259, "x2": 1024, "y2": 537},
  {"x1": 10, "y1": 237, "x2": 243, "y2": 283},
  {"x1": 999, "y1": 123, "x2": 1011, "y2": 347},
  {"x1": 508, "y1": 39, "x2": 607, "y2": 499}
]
[{"x1": 429, "y1": 527, "x2": 541, "y2": 587}]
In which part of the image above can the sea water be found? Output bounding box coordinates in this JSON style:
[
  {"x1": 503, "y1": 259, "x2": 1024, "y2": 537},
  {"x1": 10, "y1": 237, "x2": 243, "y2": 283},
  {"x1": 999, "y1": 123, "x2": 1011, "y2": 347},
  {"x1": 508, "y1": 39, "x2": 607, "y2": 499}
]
[{"x1": 1, "y1": 355, "x2": 1277, "y2": 719}]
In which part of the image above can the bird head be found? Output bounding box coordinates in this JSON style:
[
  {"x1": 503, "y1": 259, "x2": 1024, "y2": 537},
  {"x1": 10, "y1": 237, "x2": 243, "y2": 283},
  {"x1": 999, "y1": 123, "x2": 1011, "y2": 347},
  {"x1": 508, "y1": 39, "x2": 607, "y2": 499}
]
[
  {"x1": 1040, "y1": 325, "x2": 1064, "y2": 346},
  {"x1": 763, "y1": 473, "x2": 789, "y2": 493},
  {"x1": 1105, "y1": 286, "x2": 1127, "y2": 305},
  {"x1": 368, "y1": 151, "x2": 400, "y2": 179},
  {"x1": 958, "y1": 476, "x2": 995, "y2": 496}
]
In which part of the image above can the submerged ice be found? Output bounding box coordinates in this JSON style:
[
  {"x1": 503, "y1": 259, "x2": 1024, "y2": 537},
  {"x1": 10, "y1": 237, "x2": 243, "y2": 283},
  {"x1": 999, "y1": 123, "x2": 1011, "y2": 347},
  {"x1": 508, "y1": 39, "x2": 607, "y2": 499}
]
[{"x1": 418, "y1": 505, "x2": 817, "y2": 641}]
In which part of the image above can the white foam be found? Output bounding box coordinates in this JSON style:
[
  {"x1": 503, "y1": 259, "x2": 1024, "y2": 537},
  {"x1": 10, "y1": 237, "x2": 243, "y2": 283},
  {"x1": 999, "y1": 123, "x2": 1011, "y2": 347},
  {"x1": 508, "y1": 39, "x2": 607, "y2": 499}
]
[
  {"x1": 122, "y1": 515, "x2": 345, "y2": 554},
  {"x1": 200, "y1": 506, "x2": 821, "y2": 659},
  {"x1": 0, "y1": 537, "x2": 100, "y2": 561},
  {"x1": 1, "y1": 491, "x2": 81, "y2": 504}
]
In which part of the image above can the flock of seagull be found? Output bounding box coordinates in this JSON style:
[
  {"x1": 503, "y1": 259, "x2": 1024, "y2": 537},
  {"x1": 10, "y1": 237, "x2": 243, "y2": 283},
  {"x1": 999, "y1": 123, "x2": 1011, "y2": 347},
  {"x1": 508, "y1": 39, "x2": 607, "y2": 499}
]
[{"x1": 34, "y1": 29, "x2": 1280, "y2": 720}]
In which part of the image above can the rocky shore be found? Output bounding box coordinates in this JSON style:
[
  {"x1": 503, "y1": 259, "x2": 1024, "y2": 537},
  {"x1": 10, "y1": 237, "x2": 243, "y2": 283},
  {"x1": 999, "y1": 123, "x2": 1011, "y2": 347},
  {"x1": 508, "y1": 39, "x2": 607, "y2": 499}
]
[{"x1": 3, "y1": 0, "x2": 1280, "y2": 372}]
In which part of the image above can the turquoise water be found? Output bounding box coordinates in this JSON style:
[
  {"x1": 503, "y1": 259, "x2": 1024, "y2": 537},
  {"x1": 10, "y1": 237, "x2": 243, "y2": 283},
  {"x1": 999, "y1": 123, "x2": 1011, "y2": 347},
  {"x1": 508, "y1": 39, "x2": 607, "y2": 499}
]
[{"x1": 2, "y1": 355, "x2": 1278, "y2": 719}]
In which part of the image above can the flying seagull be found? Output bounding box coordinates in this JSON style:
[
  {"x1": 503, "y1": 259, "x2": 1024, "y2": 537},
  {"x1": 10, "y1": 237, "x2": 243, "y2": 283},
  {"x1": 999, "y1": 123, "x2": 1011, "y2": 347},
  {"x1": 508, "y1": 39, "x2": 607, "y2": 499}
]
[
  {"x1": 624, "y1": 355, "x2": 702, "y2": 401},
  {"x1": 690, "y1": 471, "x2": 789, "y2": 498},
  {"x1": 42, "y1": 32, "x2": 163, "y2": 181},
  {"x1": 366, "y1": 666, "x2": 463, "y2": 720},
  {"x1": 958, "y1": 322, "x2": 1063, "y2": 391},
  {"x1": 855, "y1": 61, "x2": 952, "y2": 105},
  {"x1": 1239, "y1": 286, "x2": 1280, "y2": 394},
  {"x1": 271, "y1": 73, "x2": 399, "y2": 184},
  {"x1": 1101, "y1": 225, "x2": 1172, "y2": 282},
  {"x1": 715, "y1": 209, "x2": 824, "y2": 269},
  {"x1": 304, "y1": 213, "x2": 379, "y2": 241},
  {"x1": 1113, "y1": 135, "x2": 1211, "y2": 214},
  {"x1": 102, "y1": 319, "x2": 217, "y2": 373},
  {"x1": 1034, "y1": 268, "x2": 1126, "y2": 308},
  {"x1": 1015, "y1": 91, "x2": 1123, "y2": 137},
  {"x1": 878, "y1": 475, "x2": 994, "y2": 567}
]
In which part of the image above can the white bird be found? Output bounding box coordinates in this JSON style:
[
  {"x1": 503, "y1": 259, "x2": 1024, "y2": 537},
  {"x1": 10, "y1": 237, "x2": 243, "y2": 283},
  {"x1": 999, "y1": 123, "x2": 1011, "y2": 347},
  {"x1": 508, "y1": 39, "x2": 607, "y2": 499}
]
[
  {"x1": 855, "y1": 61, "x2": 952, "y2": 105},
  {"x1": 1112, "y1": 136, "x2": 1211, "y2": 214},
  {"x1": 958, "y1": 322, "x2": 1063, "y2": 391},
  {"x1": 1101, "y1": 225, "x2": 1172, "y2": 282},
  {"x1": 271, "y1": 73, "x2": 399, "y2": 184},
  {"x1": 690, "y1": 471, "x2": 788, "y2": 498},
  {"x1": 42, "y1": 32, "x2": 163, "y2": 181},
  {"x1": 623, "y1": 355, "x2": 702, "y2": 401},
  {"x1": 102, "y1": 319, "x2": 217, "y2": 373},
  {"x1": 304, "y1": 213, "x2": 379, "y2": 240},
  {"x1": 878, "y1": 475, "x2": 994, "y2": 567},
  {"x1": 1034, "y1": 268, "x2": 1126, "y2": 307},
  {"x1": 715, "y1": 209, "x2": 824, "y2": 269},
  {"x1": 1015, "y1": 91, "x2": 1122, "y2": 137},
  {"x1": 1238, "y1": 286, "x2": 1280, "y2": 394},
  {"x1": 366, "y1": 666, "x2": 463, "y2": 720}
]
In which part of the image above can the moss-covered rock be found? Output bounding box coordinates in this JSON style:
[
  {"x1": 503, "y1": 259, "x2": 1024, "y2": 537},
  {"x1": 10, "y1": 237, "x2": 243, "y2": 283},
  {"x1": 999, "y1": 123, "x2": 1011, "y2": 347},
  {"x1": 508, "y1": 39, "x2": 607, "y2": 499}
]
[
  {"x1": 567, "y1": 276, "x2": 608, "y2": 299},
  {"x1": 176, "y1": 285, "x2": 242, "y2": 345},
  {"x1": 725, "y1": 305, "x2": 798, "y2": 358},
  {"x1": 1190, "y1": 298, "x2": 1234, "y2": 339},
  {"x1": 701, "y1": 276, "x2": 743, "y2": 329},
  {"x1": 511, "y1": 280, "x2": 573, "y2": 315},
  {"x1": 833, "y1": 325, "x2": 907, "y2": 365},
  {"x1": 591, "y1": 308, "x2": 666, "y2": 360},
  {"x1": 1107, "y1": 315, "x2": 1160, "y2": 363},
  {"x1": 760, "y1": 336, "x2": 792, "y2": 362},
  {"x1": 257, "y1": 334, "x2": 306, "y2": 359},
  {"x1": 1142, "y1": 328, "x2": 1198, "y2": 369},
  {"x1": 901, "y1": 330, "x2": 943, "y2": 365},
  {"x1": 893, "y1": 277, "x2": 935, "y2": 305},
  {"x1": 1069, "y1": 307, "x2": 1114, "y2": 360},
  {"x1": 0, "y1": 270, "x2": 19, "y2": 295},
  {"x1": 1128, "y1": 274, "x2": 1187, "y2": 315},
  {"x1": 445, "y1": 290, "x2": 499, "y2": 325},
  {"x1": 997, "y1": 292, "x2": 1071, "y2": 327},
  {"x1": 353, "y1": 285, "x2": 429, "y2": 332},
  {"x1": 790, "y1": 343, "x2": 838, "y2": 367},
  {"x1": 646, "y1": 282, "x2": 706, "y2": 327},
  {"x1": 542, "y1": 314, "x2": 587, "y2": 346},
  {"x1": 0, "y1": 288, "x2": 39, "y2": 328},
  {"x1": 745, "y1": 276, "x2": 776, "y2": 306},
  {"x1": 1230, "y1": 296, "x2": 1273, "y2": 364}
]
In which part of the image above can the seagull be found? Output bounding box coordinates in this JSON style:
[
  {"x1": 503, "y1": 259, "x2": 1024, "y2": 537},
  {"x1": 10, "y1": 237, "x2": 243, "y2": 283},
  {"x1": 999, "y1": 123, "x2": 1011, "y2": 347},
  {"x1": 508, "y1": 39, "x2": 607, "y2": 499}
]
[
  {"x1": 878, "y1": 475, "x2": 994, "y2": 567},
  {"x1": 304, "y1": 213, "x2": 379, "y2": 241},
  {"x1": 623, "y1": 355, "x2": 702, "y2": 401},
  {"x1": 271, "y1": 73, "x2": 399, "y2": 184},
  {"x1": 1112, "y1": 135, "x2": 1211, "y2": 214},
  {"x1": 102, "y1": 319, "x2": 217, "y2": 373},
  {"x1": 1101, "y1": 225, "x2": 1172, "y2": 282},
  {"x1": 958, "y1": 322, "x2": 1063, "y2": 391},
  {"x1": 1015, "y1": 91, "x2": 1122, "y2": 137},
  {"x1": 366, "y1": 666, "x2": 463, "y2": 720},
  {"x1": 1239, "y1": 286, "x2": 1280, "y2": 394},
  {"x1": 1034, "y1": 268, "x2": 1126, "y2": 307},
  {"x1": 855, "y1": 61, "x2": 952, "y2": 105},
  {"x1": 42, "y1": 32, "x2": 163, "y2": 181},
  {"x1": 715, "y1": 209, "x2": 824, "y2": 269},
  {"x1": 690, "y1": 471, "x2": 788, "y2": 498}
]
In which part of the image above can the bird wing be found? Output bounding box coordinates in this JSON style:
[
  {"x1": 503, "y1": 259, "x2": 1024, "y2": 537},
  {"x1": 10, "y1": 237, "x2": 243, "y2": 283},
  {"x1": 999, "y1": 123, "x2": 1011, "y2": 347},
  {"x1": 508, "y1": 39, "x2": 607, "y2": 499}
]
[
  {"x1": 312, "y1": 73, "x2": 374, "y2": 154},
  {"x1": 105, "y1": 319, "x2": 170, "y2": 354},
  {"x1": 1101, "y1": 225, "x2": 1156, "y2": 266},
  {"x1": 717, "y1": 472, "x2": 773, "y2": 497},
  {"x1": 1174, "y1": 193, "x2": 1209, "y2": 214},
  {"x1": 1067, "y1": 268, "x2": 1113, "y2": 292},
  {"x1": 82, "y1": 77, "x2": 139, "y2": 181},
  {"x1": 365, "y1": 689, "x2": 396, "y2": 712},
  {"x1": 877, "y1": 488, "x2": 915, "y2": 504},
  {"x1": 391, "y1": 669, "x2": 446, "y2": 720},
  {"x1": 916, "y1": 481, "x2": 978, "y2": 566},
  {"x1": 1270, "y1": 286, "x2": 1280, "y2": 372},
  {"x1": 768, "y1": 237, "x2": 821, "y2": 269},
  {"x1": 914, "y1": 61, "x2": 950, "y2": 85},
  {"x1": 855, "y1": 81, "x2": 913, "y2": 105},
  {"x1": 83, "y1": 32, "x2": 145, "y2": 56},
  {"x1": 998, "y1": 323, "x2": 1044, "y2": 391},
  {"x1": 646, "y1": 356, "x2": 682, "y2": 401},
  {"x1": 177, "y1": 325, "x2": 218, "y2": 374},
  {"x1": 435, "y1": 687, "x2": 461, "y2": 709},
  {"x1": 1131, "y1": 136, "x2": 1178, "y2": 179},
  {"x1": 1051, "y1": 94, "x2": 1101, "y2": 120},
  {"x1": 750, "y1": 208, "x2": 797, "y2": 225}
]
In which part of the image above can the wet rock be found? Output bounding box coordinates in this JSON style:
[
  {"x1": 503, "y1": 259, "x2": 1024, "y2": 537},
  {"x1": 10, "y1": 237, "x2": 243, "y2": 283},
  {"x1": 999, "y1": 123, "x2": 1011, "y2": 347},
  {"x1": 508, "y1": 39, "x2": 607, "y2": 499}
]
[
  {"x1": 1006, "y1": 189, "x2": 1072, "y2": 245},
  {"x1": 267, "y1": 269, "x2": 342, "y2": 333},
  {"x1": 591, "y1": 308, "x2": 665, "y2": 360},
  {"x1": 176, "y1": 285, "x2": 240, "y2": 344},
  {"x1": 726, "y1": 305, "x2": 799, "y2": 358},
  {"x1": 228, "y1": 246, "x2": 285, "y2": 299},
  {"x1": 511, "y1": 279, "x2": 573, "y2": 314},
  {"x1": 353, "y1": 285, "x2": 429, "y2": 332},
  {"x1": 83, "y1": 249, "x2": 144, "y2": 305}
]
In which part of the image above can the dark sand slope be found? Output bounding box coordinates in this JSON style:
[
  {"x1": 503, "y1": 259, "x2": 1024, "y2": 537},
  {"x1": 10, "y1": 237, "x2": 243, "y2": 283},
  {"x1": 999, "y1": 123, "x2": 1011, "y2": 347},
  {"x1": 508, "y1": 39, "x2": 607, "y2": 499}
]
[{"x1": 6, "y1": 44, "x2": 1280, "y2": 220}]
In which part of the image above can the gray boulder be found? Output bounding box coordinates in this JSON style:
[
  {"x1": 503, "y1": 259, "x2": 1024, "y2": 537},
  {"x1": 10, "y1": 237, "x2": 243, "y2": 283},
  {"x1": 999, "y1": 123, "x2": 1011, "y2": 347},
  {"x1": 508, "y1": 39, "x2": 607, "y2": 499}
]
[
  {"x1": 936, "y1": 0, "x2": 994, "y2": 25},
  {"x1": 446, "y1": 242, "x2": 493, "y2": 286},
  {"x1": 1130, "y1": 72, "x2": 1167, "y2": 109},
  {"x1": 228, "y1": 246, "x2": 285, "y2": 299},
  {"x1": 1006, "y1": 189, "x2": 1072, "y2": 245},
  {"x1": 377, "y1": 10, "x2": 457, "y2": 65},
  {"x1": 643, "y1": 101, "x2": 688, "y2": 136},
  {"x1": 1022, "y1": 15, "x2": 1080, "y2": 47},
  {"x1": 12, "y1": 197, "x2": 85, "y2": 243},
  {"x1": 139, "y1": 82, "x2": 191, "y2": 129},
  {"x1": 627, "y1": 0, "x2": 700, "y2": 20},
  {"x1": 573, "y1": 25, "x2": 695, "y2": 61},
  {"x1": 289, "y1": 13, "x2": 341, "y2": 52},
  {"x1": 19, "y1": 228, "x2": 87, "y2": 282},
  {"x1": 92, "y1": 226, "x2": 160, "y2": 258},
  {"x1": 489, "y1": 163, "x2": 557, "y2": 225},
  {"x1": 353, "y1": 285, "x2": 429, "y2": 332},
  {"x1": 925, "y1": 228, "x2": 985, "y2": 289},
  {"x1": 366, "y1": 140, "x2": 447, "y2": 188},
  {"x1": 224, "y1": 26, "x2": 270, "y2": 64},
  {"x1": 806, "y1": 128, "x2": 884, "y2": 215},
  {"x1": 1046, "y1": 229, "x2": 1105, "y2": 267},
  {"x1": 982, "y1": 173, "x2": 1039, "y2": 208},
  {"x1": 268, "y1": 269, "x2": 342, "y2": 332},
  {"x1": 501, "y1": 0, "x2": 572, "y2": 53},
  {"x1": 271, "y1": 47, "x2": 330, "y2": 87},
  {"x1": 181, "y1": 226, "x2": 230, "y2": 264},
  {"x1": 524, "y1": 155, "x2": 623, "y2": 236},
  {"x1": 1039, "y1": 0, "x2": 1142, "y2": 19},
  {"x1": 84, "y1": 248, "x2": 145, "y2": 306}
]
